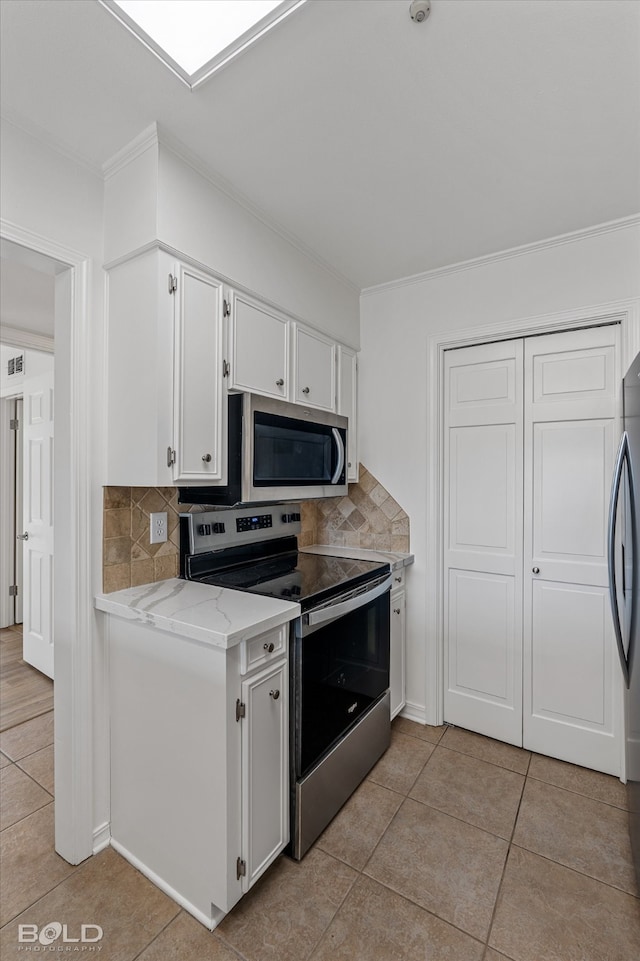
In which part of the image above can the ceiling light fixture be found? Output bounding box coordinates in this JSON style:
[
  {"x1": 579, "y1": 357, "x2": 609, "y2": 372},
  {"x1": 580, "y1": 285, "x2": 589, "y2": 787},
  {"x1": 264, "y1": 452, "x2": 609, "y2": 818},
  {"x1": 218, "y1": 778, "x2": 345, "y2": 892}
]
[{"x1": 99, "y1": 0, "x2": 306, "y2": 90}]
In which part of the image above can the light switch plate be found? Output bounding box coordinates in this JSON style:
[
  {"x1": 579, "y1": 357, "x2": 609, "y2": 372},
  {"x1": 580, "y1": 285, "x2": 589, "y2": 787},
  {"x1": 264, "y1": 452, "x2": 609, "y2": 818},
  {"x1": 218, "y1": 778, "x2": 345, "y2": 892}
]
[{"x1": 150, "y1": 511, "x2": 168, "y2": 544}]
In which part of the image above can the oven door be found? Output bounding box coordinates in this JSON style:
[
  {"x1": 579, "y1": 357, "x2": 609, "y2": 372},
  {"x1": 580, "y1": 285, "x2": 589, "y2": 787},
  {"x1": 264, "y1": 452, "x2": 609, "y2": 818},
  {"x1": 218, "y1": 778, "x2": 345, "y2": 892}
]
[{"x1": 293, "y1": 575, "x2": 391, "y2": 779}]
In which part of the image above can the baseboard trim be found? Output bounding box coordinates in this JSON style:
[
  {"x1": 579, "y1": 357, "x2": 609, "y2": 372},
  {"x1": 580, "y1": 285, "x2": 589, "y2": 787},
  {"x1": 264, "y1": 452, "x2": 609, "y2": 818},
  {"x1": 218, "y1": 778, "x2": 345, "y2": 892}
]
[
  {"x1": 92, "y1": 822, "x2": 111, "y2": 854},
  {"x1": 109, "y1": 838, "x2": 224, "y2": 931},
  {"x1": 399, "y1": 701, "x2": 427, "y2": 725}
]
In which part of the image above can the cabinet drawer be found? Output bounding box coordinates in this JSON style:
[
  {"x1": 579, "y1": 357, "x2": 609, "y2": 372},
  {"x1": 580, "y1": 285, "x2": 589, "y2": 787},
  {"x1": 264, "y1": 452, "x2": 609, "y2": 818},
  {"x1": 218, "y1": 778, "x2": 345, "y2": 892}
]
[{"x1": 241, "y1": 626, "x2": 288, "y2": 675}]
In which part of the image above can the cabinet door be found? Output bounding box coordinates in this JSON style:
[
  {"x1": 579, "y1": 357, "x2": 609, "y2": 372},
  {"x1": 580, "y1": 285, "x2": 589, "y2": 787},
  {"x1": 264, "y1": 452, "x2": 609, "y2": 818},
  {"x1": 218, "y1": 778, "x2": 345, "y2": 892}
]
[
  {"x1": 241, "y1": 659, "x2": 288, "y2": 892},
  {"x1": 390, "y1": 588, "x2": 406, "y2": 719},
  {"x1": 173, "y1": 264, "x2": 225, "y2": 483},
  {"x1": 337, "y1": 345, "x2": 358, "y2": 482},
  {"x1": 230, "y1": 292, "x2": 289, "y2": 401},
  {"x1": 294, "y1": 325, "x2": 336, "y2": 411}
]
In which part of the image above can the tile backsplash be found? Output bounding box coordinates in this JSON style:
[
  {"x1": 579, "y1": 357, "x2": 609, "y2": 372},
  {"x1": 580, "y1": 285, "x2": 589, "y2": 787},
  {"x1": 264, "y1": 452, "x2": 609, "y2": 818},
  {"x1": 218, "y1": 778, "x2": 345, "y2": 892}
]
[
  {"x1": 299, "y1": 465, "x2": 410, "y2": 553},
  {"x1": 103, "y1": 465, "x2": 409, "y2": 593}
]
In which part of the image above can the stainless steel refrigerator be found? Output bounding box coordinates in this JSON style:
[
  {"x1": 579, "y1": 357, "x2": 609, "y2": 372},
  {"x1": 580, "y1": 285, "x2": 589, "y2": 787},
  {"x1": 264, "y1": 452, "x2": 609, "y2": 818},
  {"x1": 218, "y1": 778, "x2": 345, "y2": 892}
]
[{"x1": 608, "y1": 352, "x2": 640, "y2": 887}]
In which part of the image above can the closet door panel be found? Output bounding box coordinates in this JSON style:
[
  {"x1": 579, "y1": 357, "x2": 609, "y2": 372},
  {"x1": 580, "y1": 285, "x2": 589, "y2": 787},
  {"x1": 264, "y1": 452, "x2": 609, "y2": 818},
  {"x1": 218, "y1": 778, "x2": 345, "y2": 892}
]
[
  {"x1": 524, "y1": 325, "x2": 621, "y2": 775},
  {"x1": 444, "y1": 340, "x2": 524, "y2": 746}
]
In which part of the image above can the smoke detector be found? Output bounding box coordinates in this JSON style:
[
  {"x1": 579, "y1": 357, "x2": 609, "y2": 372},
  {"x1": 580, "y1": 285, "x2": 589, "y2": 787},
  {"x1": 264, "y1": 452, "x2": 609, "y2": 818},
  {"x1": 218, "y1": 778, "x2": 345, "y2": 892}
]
[{"x1": 409, "y1": 0, "x2": 431, "y2": 23}]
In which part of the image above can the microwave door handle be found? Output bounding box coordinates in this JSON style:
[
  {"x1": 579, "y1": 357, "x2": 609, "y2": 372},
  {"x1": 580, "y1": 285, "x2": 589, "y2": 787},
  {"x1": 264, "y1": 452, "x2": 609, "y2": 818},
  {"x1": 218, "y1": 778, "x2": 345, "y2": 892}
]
[
  {"x1": 307, "y1": 575, "x2": 393, "y2": 629},
  {"x1": 331, "y1": 428, "x2": 345, "y2": 485},
  {"x1": 608, "y1": 431, "x2": 630, "y2": 687}
]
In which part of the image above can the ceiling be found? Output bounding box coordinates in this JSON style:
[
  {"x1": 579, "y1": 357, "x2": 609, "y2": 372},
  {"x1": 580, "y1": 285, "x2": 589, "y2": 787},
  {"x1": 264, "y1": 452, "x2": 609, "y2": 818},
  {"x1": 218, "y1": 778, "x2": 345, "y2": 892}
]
[{"x1": 1, "y1": 0, "x2": 639, "y2": 289}]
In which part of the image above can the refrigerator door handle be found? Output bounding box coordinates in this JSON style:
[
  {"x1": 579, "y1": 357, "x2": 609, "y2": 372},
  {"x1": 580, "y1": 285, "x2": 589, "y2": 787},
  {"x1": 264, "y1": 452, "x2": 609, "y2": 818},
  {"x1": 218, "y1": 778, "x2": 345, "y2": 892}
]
[{"x1": 608, "y1": 431, "x2": 631, "y2": 687}]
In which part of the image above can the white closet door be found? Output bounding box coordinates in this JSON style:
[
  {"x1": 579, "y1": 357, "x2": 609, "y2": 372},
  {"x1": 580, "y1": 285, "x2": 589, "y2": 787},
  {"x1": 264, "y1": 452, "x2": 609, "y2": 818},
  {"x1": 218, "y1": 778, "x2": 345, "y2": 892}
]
[
  {"x1": 523, "y1": 326, "x2": 621, "y2": 774},
  {"x1": 444, "y1": 340, "x2": 524, "y2": 745}
]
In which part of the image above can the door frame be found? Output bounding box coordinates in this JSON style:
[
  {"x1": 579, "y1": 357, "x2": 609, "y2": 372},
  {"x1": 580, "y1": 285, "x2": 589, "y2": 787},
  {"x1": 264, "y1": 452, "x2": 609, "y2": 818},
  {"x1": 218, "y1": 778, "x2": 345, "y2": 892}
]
[
  {"x1": 1, "y1": 218, "x2": 94, "y2": 864},
  {"x1": 426, "y1": 298, "x2": 640, "y2": 741}
]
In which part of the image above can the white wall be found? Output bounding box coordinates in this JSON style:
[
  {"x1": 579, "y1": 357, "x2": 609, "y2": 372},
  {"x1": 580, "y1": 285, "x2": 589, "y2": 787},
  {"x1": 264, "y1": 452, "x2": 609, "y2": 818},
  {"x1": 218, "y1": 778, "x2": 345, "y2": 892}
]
[
  {"x1": 359, "y1": 218, "x2": 640, "y2": 721},
  {"x1": 0, "y1": 118, "x2": 108, "y2": 849},
  {"x1": 103, "y1": 127, "x2": 360, "y2": 348},
  {"x1": 0, "y1": 345, "x2": 53, "y2": 397}
]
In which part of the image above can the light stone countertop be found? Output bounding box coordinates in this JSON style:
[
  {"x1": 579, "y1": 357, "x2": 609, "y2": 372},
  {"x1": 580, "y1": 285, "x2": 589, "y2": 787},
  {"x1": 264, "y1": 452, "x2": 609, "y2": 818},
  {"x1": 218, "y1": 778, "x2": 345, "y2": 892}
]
[
  {"x1": 301, "y1": 545, "x2": 414, "y2": 571},
  {"x1": 95, "y1": 578, "x2": 300, "y2": 650}
]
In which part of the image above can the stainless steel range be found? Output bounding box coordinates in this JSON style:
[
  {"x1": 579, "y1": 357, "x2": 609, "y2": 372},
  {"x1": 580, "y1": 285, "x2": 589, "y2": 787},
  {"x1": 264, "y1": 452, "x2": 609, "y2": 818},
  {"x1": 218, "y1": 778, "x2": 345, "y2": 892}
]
[{"x1": 180, "y1": 506, "x2": 392, "y2": 860}]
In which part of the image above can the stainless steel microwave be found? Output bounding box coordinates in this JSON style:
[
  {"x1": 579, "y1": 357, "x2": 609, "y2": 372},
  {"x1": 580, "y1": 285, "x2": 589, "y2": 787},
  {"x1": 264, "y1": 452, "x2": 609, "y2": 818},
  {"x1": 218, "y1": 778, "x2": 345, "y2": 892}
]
[{"x1": 179, "y1": 393, "x2": 348, "y2": 506}]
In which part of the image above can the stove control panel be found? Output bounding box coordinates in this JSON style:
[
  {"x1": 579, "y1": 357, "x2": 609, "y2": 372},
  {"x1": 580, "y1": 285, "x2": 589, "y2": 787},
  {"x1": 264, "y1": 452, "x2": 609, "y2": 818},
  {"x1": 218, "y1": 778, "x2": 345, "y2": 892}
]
[
  {"x1": 182, "y1": 505, "x2": 301, "y2": 554},
  {"x1": 237, "y1": 514, "x2": 273, "y2": 533}
]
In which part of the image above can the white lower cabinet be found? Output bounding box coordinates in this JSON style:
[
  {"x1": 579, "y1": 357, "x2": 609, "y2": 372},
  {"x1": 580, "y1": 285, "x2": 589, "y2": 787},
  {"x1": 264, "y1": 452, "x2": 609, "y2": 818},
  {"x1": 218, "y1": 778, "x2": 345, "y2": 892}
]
[
  {"x1": 107, "y1": 615, "x2": 289, "y2": 928},
  {"x1": 390, "y1": 570, "x2": 406, "y2": 719},
  {"x1": 240, "y1": 658, "x2": 288, "y2": 891}
]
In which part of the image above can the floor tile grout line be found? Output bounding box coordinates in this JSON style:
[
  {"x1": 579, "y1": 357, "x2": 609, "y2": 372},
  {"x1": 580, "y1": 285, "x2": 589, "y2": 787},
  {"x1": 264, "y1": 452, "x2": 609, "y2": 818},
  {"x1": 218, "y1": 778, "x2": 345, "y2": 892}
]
[
  {"x1": 357, "y1": 865, "x2": 493, "y2": 949},
  {"x1": 0, "y1": 793, "x2": 55, "y2": 836},
  {"x1": 508, "y1": 840, "x2": 640, "y2": 900},
  {"x1": 127, "y1": 907, "x2": 184, "y2": 961},
  {"x1": 525, "y1": 771, "x2": 629, "y2": 811},
  {"x1": 9, "y1": 757, "x2": 55, "y2": 800},
  {"x1": 482, "y1": 764, "x2": 530, "y2": 955},
  {"x1": 0, "y1": 707, "x2": 55, "y2": 740},
  {"x1": 403, "y1": 788, "x2": 520, "y2": 845}
]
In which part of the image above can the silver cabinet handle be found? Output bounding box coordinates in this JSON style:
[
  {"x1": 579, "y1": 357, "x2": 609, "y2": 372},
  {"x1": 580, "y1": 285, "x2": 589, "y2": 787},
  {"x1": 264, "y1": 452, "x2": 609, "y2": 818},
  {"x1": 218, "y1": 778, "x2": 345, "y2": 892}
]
[
  {"x1": 393, "y1": 608, "x2": 401, "y2": 615},
  {"x1": 395, "y1": 575, "x2": 402, "y2": 583},
  {"x1": 532, "y1": 567, "x2": 540, "y2": 574},
  {"x1": 276, "y1": 378, "x2": 284, "y2": 387},
  {"x1": 302, "y1": 386, "x2": 310, "y2": 395},
  {"x1": 263, "y1": 642, "x2": 275, "y2": 653},
  {"x1": 269, "y1": 689, "x2": 280, "y2": 700},
  {"x1": 17, "y1": 532, "x2": 29, "y2": 541},
  {"x1": 202, "y1": 454, "x2": 212, "y2": 463}
]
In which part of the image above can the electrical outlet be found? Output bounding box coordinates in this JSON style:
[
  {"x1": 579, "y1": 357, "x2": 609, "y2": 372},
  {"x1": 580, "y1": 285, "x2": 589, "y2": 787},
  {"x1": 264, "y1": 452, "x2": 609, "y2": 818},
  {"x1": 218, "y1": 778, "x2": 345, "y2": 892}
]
[{"x1": 149, "y1": 511, "x2": 168, "y2": 544}]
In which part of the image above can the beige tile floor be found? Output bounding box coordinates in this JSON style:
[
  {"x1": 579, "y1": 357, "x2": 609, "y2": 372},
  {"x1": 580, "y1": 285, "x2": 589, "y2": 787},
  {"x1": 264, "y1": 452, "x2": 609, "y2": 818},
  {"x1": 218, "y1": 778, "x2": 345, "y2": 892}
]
[{"x1": 1, "y1": 655, "x2": 639, "y2": 959}]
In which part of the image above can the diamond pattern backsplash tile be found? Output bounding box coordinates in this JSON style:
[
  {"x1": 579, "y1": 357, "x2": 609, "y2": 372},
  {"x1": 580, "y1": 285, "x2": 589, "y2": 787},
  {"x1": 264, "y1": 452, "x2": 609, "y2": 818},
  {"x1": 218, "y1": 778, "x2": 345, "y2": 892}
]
[{"x1": 103, "y1": 465, "x2": 409, "y2": 593}]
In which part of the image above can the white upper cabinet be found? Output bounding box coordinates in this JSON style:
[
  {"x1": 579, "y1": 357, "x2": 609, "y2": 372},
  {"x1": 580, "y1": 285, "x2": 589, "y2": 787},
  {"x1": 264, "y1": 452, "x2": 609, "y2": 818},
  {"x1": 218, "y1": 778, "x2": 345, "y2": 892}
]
[
  {"x1": 228, "y1": 291, "x2": 289, "y2": 401},
  {"x1": 105, "y1": 248, "x2": 225, "y2": 487},
  {"x1": 293, "y1": 324, "x2": 336, "y2": 412},
  {"x1": 173, "y1": 264, "x2": 225, "y2": 483},
  {"x1": 337, "y1": 344, "x2": 358, "y2": 482}
]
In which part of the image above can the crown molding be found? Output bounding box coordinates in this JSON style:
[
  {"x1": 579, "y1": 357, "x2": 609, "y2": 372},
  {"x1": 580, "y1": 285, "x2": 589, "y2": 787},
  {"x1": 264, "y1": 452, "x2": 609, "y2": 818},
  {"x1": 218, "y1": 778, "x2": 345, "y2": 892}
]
[
  {"x1": 0, "y1": 324, "x2": 54, "y2": 353},
  {"x1": 102, "y1": 123, "x2": 160, "y2": 179},
  {"x1": 361, "y1": 214, "x2": 640, "y2": 298}
]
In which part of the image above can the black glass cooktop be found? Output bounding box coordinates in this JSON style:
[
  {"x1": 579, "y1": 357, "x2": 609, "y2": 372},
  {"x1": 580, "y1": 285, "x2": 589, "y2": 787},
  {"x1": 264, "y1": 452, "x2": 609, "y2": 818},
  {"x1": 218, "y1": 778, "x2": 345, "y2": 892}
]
[{"x1": 190, "y1": 549, "x2": 389, "y2": 611}]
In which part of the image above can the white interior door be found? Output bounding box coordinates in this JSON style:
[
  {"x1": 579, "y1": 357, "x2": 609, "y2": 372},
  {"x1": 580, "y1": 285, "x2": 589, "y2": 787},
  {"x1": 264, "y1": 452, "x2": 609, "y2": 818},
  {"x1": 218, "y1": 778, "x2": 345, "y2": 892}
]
[
  {"x1": 22, "y1": 371, "x2": 54, "y2": 679},
  {"x1": 444, "y1": 340, "x2": 524, "y2": 745},
  {"x1": 14, "y1": 398, "x2": 24, "y2": 625},
  {"x1": 523, "y1": 326, "x2": 621, "y2": 774}
]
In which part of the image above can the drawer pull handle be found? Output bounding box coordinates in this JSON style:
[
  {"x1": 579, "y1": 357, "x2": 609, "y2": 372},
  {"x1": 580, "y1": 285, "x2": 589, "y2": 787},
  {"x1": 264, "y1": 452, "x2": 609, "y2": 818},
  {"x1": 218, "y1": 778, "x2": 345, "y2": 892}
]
[
  {"x1": 269, "y1": 689, "x2": 280, "y2": 700},
  {"x1": 202, "y1": 453, "x2": 212, "y2": 463},
  {"x1": 263, "y1": 642, "x2": 275, "y2": 653},
  {"x1": 393, "y1": 608, "x2": 401, "y2": 615},
  {"x1": 302, "y1": 386, "x2": 310, "y2": 395},
  {"x1": 395, "y1": 576, "x2": 402, "y2": 583},
  {"x1": 276, "y1": 378, "x2": 284, "y2": 387}
]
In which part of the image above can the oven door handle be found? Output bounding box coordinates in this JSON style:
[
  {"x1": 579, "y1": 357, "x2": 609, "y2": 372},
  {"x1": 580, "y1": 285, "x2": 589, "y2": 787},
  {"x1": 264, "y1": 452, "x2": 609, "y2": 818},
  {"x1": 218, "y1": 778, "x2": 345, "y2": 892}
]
[
  {"x1": 331, "y1": 428, "x2": 345, "y2": 485},
  {"x1": 306, "y1": 575, "x2": 393, "y2": 628}
]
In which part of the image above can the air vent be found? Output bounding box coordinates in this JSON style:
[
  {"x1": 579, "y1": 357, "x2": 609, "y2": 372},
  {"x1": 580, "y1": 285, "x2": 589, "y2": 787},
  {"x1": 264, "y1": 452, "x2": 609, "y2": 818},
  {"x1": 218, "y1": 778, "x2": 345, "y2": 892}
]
[{"x1": 7, "y1": 355, "x2": 24, "y2": 377}]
